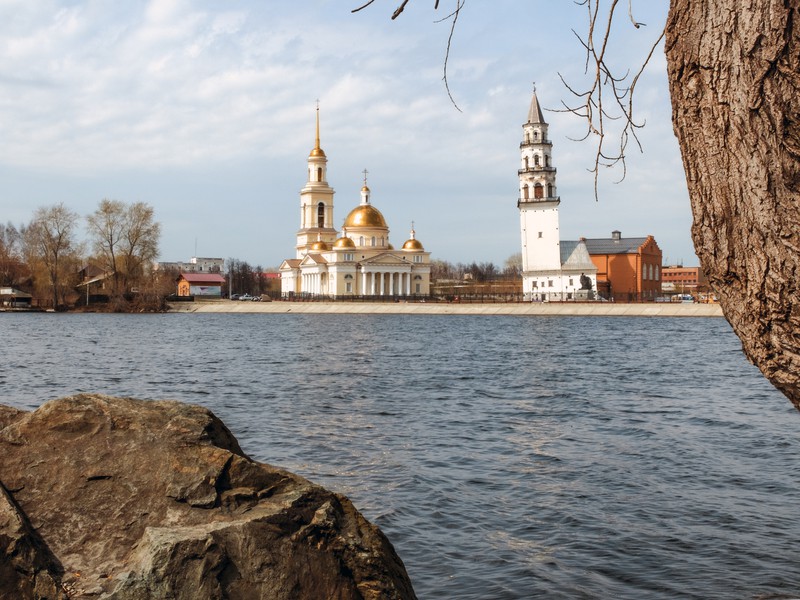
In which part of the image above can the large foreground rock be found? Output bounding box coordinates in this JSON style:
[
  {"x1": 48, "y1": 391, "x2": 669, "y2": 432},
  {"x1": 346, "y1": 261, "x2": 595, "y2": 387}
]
[{"x1": 0, "y1": 395, "x2": 416, "y2": 599}]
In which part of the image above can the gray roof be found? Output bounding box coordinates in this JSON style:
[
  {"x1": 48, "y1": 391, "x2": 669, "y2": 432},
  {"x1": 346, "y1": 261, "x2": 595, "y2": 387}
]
[
  {"x1": 584, "y1": 236, "x2": 649, "y2": 255},
  {"x1": 527, "y1": 91, "x2": 545, "y2": 124},
  {"x1": 560, "y1": 240, "x2": 596, "y2": 271}
]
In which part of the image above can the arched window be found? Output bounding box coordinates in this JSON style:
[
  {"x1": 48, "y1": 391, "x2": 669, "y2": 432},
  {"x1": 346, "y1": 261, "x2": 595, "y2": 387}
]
[
  {"x1": 380, "y1": 237, "x2": 385, "y2": 246},
  {"x1": 534, "y1": 183, "x2": 544, "y2": 199},
  {"x1": 317, "y1": 203, "x2": 325, "y2": 228},
  {"x1": 547, "y1": 183, "x2": 553, "y2": 198},
  {"x1": 533, "y1": 130, "x2": 539, "y2": 140},
  {"x1": 317, "y1": 167, "x2": 323, "y2": 181},
  {"x1": 524, "y1": 157, "x2": 529, "y2": 170},
  {"x1": 655, "y1": 265, "x2": 660, "y2": 280},
  {"x1": 359, "y1": 236, "x2": 364, "y2": 246},
  {"x1": 534, "y1": 155, "x2": 540, "y2": 167},
  {"x1": 523, "y1": 184, "x2": 529, "y2": 200},
  {"x1": 545, "y1": 155, "x2": 550, "y2": 167},
  {"x1": 371, "y1": 236, "x2": 376, "y2": 247}
]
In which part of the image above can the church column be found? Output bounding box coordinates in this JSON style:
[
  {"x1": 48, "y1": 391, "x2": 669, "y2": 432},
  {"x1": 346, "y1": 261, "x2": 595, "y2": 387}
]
[
  {"x1": 370, "y1": 272, "x2": 376, "y2": 296},
  {"x1": 388, "y1": 272, "x2": 394, "y2": 295},
  {"x1": 379, "y1": 272, "x2": 385, "y2": 296},
  {"x1": 361, "y1": 271, "x2": 367, "y2": 295}
]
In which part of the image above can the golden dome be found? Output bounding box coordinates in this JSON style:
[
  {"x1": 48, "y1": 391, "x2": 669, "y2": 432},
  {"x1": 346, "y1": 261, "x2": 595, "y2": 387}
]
[
  {"x1": 403, "y1": 238, "x2": 424, "y2": 250},
  {"x1": 333, "y1": 236, "x2": 356, "y2": 249},
  {"x1": 310, "y1": 240, "x2": 330, "y2": 251},
  {"x1": 309, "y1": 147, "x2": 326, "y2": 157},
  {"x1": 343, "y1": 204, "x2": 388, "y2": 228},
  {"x1": 388, "y1": 243, "x2": 395, "y2": 250}
]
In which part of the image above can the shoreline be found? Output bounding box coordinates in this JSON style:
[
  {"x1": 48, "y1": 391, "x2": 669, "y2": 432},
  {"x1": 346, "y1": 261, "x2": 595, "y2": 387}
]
[{"x1": 167, "y1": 300, "x2": 724, "y2": 318}]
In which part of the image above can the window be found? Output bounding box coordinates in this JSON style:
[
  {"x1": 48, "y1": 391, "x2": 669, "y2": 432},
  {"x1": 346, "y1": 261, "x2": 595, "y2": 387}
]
[
  {"x1": 538, "y1": 231, "x2": 543, "y2": 238},
  {"x1": 344, "y1": 275, "x2": 353, "y2": 280},
  {"x1": 371, "y1": 236, "x2": 376, "y2": 247},
  {"x1": 532, "y1": 281, "x2": 538, "y2": 288},
  {"x1": 534, "y1": 184, "x2": 544, "y2": 199},
  {"x1": 524, "y1": 157, "x2": 529, "y2": 170},
  {"x1": 414, "y1": 255, "x2": 422, "y2": 263},
  {"x1": 359, "y1": 236, "x2": 364, "y2": 246},
  {"x1": 545, "y1": 155, "x2": 550, "y2": 167},
  {"x1": 317, "y1": 167, "x2": 322, "y2": 181},
  {"x1": 414, "y1": 275, "x2": 422, "y2": 280},
  {"x1": 548, "y1": 280, "x2": 554, "y2": 287},
  {"x1": 317, "y1": 203, "x2": 325, "y2": 228},
  {"x1": 569, "y1": 278, "x2": 573, "y2": 286},
  {"x1": 346, "y1": 282, "x2": 352, "y2": 292},
  {"x1": 547, "y1": 184, "x2": 553, "y2": 198},
  {"x1": 344, "y1": 253, "x2": 354, "y2": 261},
  {"x1": 523, "y1": 184, "x2": 529, "y2": 200},
  {"x1": 415, "y1": 283, "x2": 421, "y2": 293},
  {"x1": 534, "y1": 155, "x2": 540, "y2": 167},
  {"x1": 380, "y1": 237, "x2": 385, "y2": 246}
]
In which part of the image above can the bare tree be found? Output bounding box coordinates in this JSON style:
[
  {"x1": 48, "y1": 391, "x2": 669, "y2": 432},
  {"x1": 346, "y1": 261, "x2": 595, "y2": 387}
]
[
  {"x1": 87, "y1": 199, "x2": 161, "y2": 298},
  {"x1": 120, "y1": 202, "x2": 160, "y2": 293},
  {"x1": 87, "y1": 199, "x2": 126, "y2": 295},
  {"x1": 25, "y1": 204, "x2": 81, "y2": 308},
  {"x1": 357, "y1": 1, "x2": 800, "y2": 409},
  {"x1": 0, "y1": 222, "x2": 28, "y2": 288}
]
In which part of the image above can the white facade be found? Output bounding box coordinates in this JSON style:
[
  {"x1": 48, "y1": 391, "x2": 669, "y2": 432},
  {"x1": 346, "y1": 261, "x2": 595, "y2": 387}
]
[{"x1": 518, "y1": 89, "x2": 597, "y2": 301}]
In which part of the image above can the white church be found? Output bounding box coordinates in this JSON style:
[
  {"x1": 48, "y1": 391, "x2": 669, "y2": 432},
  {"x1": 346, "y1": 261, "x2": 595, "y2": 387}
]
[
  {"x1": 279, "y1": 107, "x2": 431, "y2": 298},
  {"x1": 518, "y1": 88, "x2": 597, "y2": 301}
]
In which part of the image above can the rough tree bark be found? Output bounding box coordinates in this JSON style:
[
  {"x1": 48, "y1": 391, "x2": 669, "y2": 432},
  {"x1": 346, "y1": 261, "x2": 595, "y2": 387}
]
[{"x1": 666, "y1": 0, "x2": 800, "y2": 408}]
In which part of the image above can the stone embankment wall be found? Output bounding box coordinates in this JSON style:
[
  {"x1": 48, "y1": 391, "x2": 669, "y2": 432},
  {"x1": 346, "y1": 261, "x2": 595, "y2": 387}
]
[{"x1": 170, "y1": 300, "x2": 724, "y2": 317}]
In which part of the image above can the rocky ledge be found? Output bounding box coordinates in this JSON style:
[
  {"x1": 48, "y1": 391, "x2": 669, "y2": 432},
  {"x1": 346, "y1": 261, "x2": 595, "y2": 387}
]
[{"x1": 0, "y1": 395, "x2": 416, "y2": 599}]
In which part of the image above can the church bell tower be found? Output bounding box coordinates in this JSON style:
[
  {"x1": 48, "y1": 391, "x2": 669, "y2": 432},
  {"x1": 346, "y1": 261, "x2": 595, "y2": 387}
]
[
  {"x1": 297, "y1": 103, "x2": 337, "y2": 258},
  {"x1": 518, "y1": 87, "x2": 562, "y2": 273}
]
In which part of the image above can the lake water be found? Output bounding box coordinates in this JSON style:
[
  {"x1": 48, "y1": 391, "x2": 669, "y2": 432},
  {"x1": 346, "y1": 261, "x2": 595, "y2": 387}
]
[{"x1": 2, "y1": 312, "x2": 799, "y2": 599}]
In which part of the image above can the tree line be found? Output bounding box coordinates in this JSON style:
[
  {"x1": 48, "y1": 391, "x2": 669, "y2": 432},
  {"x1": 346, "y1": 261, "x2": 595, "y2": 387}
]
[
  {"x1": 431, "y1": 253, "x2": 522, "y2": 282},
  {"x1": 1, "y1": 200, "x2": 161, "y2": 310}
]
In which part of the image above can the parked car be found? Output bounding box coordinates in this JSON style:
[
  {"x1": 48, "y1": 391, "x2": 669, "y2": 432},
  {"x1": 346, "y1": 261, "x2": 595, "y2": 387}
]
[
  {"x1": 230, "y1": 294, "x2": 240, "y2": 300},
  {"x1": 239, "y1": 294, "x2": 253, "y2": 301}
]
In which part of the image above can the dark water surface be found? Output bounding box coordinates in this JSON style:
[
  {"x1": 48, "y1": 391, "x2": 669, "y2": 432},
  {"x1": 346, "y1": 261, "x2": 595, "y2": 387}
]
[{"x1": 2, "y1": 313, "x2": 799, "y2": 599}]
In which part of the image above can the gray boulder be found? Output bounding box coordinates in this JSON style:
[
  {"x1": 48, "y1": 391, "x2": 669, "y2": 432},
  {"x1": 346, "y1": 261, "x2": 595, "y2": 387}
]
[{"x1": 0, "y1": 395, "x2": 416, "y2": 599}]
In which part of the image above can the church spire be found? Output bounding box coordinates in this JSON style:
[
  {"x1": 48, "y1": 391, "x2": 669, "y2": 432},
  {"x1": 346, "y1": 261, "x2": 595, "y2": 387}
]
[
  {"x1": 527, "y1": 84, "x2": 545, "y2": 124},
  {"x1": 309, "y1": 100, "x2": 326, "y2": 158}
]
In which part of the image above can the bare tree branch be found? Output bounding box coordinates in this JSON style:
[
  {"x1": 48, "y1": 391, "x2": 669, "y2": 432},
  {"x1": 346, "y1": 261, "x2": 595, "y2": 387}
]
[
  {"x1": 352, "y1": 1, "x2": 464, "y2": 111},
  {"x1": 353, "y1": 0, "x2": 664, "y2": 196}
]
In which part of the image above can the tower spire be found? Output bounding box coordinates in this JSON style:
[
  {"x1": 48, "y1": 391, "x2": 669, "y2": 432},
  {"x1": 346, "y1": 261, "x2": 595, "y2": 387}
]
[{"x1": 314, "y1": 99, "x2": 321, "y2": 152}]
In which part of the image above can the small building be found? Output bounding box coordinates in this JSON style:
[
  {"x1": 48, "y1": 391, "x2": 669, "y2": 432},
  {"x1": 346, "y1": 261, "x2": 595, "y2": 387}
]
[
  {"x1": 585, "y1": 231, "x2": 663, "y2": 301},
  {"x1": 661, "y1": 265, "x2": 708, "y2": 294},
  {"x1": 176, "y1": 273, "x2": 226, "y2": 298},
  {"x1": 0, "y1": 287, "x2": 32, "y2": 307},
  {"x1": 158, "y1": 257, "x2": 224, "y2": 273}
]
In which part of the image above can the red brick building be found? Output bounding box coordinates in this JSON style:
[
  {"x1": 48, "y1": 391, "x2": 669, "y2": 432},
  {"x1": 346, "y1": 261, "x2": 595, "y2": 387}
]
[{"x1": 584, "y1": 231, "x2": 663, "y2": 301}]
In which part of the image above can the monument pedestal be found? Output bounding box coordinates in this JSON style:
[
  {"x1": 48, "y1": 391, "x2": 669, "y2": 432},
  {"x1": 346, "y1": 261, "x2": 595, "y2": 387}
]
[{"x1": 575, "y1": 289, "x2": 595, "y2": 301}]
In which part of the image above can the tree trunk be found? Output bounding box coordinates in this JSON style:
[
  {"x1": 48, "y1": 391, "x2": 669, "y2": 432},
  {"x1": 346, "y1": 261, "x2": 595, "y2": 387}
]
[{"x1": 666, "y1": 1, "x2": 800, "y2": 408}]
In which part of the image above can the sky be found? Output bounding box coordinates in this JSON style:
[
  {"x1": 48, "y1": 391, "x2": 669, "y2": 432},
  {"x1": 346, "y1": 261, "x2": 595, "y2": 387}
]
[{"x1": 0, "y1": 0, "x2": 697, "y2": 269}]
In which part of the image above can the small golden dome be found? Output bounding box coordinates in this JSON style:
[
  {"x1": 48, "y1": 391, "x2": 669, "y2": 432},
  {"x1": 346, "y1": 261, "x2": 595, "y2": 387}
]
[
  {"x1": 333, "y1": 236, "x2": 356, "y2": 249},
  {"x1": 309, "y1": 147, "x2": 326, "y2": 158},
  {"x1": 310, "y1": 240, "x2": 330, "y2": 251},
  {"x1": 361, "y1": 185, "x2": 370, "y2": 192},
  {"x1": 388, "y1": 243, "x2": 395, "y2": 250},
  {"x1": 403, "y1": 238, "x2": 424, "y2": 251},
  {"x1": 343, "y1": 204, "x2": 388, "y2": 228}
]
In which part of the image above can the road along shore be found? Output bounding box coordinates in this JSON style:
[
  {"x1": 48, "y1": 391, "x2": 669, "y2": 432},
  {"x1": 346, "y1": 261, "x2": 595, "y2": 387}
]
[{"x1": 168, "y1": 301, "x2": 724, "y2": 318}]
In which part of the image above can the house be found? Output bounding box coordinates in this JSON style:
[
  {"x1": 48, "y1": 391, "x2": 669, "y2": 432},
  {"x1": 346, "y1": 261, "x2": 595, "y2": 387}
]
[
  {"x1": 584, "y1": 231, "x2": 663, "y2": 301},
  {"x1": 176, "y1": 273, "x2": 226, "y2": 298},
  {"x1": 0, "y1": 287, "x2": 32, "y2": 308}
]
